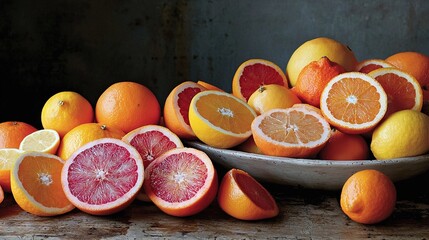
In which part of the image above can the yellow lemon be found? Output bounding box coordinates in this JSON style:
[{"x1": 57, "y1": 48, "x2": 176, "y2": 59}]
[
  {"x1": 371, "y1": 110, "x2": 429, "y2": 160},
  {"x1": 286, "y1": 37, "x2": 358, "y2": 87},
  {"x1": 247, "y1": 84, "x2": 301, "y2": 115}
]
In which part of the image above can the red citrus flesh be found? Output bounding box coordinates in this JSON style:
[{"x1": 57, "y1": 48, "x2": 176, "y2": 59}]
[
  {"x1": 61, "y1": 138, "x2": 144, "y2": 215},
  {"x1": 144, "y1": 147, "x2": 218, "y2": 217},
  {"x1": 123, "y1": 125, "x2": 183, "y2": 168},
  {"x1": 239, "y1": 63, "x2": 287, "y2": 101}
]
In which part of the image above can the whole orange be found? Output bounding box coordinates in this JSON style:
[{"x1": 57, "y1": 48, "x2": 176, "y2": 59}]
[
  {"x1": 95, "y1": 82, "x2": 161, "y2": 133},
  {"x1": 292, "y1": 56, "x2": 345, "y2": 107},
  {"x1": 340, "y1": 169, "x2": 396, "y2": 224},
  {"x1": 385, "y1": 51, "x2": 429, "y2": 87},
  {"x1": 41, "y1": 91, "x2": 94, "y2": 137},
  {"x1": 318, "y1": 129, "x2": 369, "y2": 160},
  {"x1": 57, "y1": 123, "x2": 125, "y2": 160},
  {"x1": 0, "y1": 121, "x2": 38, "y2": 148}
]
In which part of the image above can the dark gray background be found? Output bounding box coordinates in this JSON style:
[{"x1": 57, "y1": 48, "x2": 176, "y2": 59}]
[{"x1": 1, "y1": 0, "x2": 428, "y2": 128}]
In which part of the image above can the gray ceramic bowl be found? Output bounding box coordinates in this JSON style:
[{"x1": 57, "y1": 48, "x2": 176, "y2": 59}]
[{"x1": 185, "y1": 140, "x2": 429, "y2": 190}]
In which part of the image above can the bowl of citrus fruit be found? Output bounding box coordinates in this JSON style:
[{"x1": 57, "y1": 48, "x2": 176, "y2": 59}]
[{"x1": 174, "y1": 37, "x2": 429, "y2": 190}]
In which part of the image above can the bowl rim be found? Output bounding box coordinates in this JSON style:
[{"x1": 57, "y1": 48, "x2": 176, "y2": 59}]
[{"x1": 184, "y1": 140, "x2": 429, "y2": 167}]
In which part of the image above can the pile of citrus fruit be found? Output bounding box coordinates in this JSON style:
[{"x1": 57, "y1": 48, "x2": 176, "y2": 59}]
[{"x1": 0, "y1": 36, "x2": 428, "y2": 225}]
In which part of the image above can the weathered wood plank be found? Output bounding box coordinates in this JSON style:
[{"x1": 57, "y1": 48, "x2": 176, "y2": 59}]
[{"x1": 0, "y1": 171, "x2": 428, "y2": 239}]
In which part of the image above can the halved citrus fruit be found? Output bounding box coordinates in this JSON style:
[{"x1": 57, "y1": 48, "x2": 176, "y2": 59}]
[
  {"x1": 122, "y1": 125, "x2": 184, "y2": 168},
  {"x1": 232, "y1": 59, "x2": 288, "y2": 101},
  {"x1": 122, "y1": 125, "x2": 184, "y2": 202},
  {"x1": 217, "y1": 168, "x2": 279, "y2": 220},
  {"x1": 143, "y1": 147, "x2": 218, "y2": 217},
  {"x1": 0, "y1": 148, "x2": 24, "y2": 192},
  {"x1": 320, "y1": 72, "x2": 388, "y2": 134},
  {"x1": 61, "y1": 138, "x2": 144, "y2": 215},
  {"x1": 189, "y1": 90, "x2": 256, "y2": 149},
  {"x1": 11, "y1": 152, "x2": 75, "y2": 216},
  {"x1": 163, "y1": 81, "x2": 207, "y2": 139},
  {"x1": 251, "y1": 105, "x2": 331, "y2": 158},
  {"x1": 368, "y1": 67, "x2": 423, "y2": 117},
  {"x1": 57, "y1": 123, "x2": 125, "y2": 160},
  {"x1": 355, "y1": 58, "x2": 394, "y2": 74},
  {"x1": 19, "y1": 129, "x2": 60, "y2": 154}
]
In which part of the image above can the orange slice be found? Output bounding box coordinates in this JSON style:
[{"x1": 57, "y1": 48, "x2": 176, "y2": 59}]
[
  {"x1": 368, "y1": 67, "x2": 423, "y2": 117},
  {"x1": 19, "y1": 129, "x2": 61, "y2": 154},
  {"x1": 251, "y1": 105, "x2": 331, "y2": 158},
  {"x1": 355, "y1": 59, "x2": 394, "y2": 74},
  {"x1": 217, "y1": 168, "x2": 279, "y2": 220},
  {"x1": 163, "y1": 81, "x2": 207, "y2": 140},
  {"x1": 320, "y1": 72, "x2": 388, "y2": 134},
  {"x1": 11, "y1": 152, "x2": 75, "y2": 216},
  {"x1": 232, "y1": 59, "x2": 288, "y2": 101},
  {"x1": 189, "y1": 90, "x2": 257, "y2": 149},
  {"x1": 143, "y1": 147, "x2": 218, "y2": 217}
]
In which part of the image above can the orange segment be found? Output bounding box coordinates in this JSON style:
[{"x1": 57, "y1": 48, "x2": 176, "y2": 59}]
[
  {"x1": 163, "y1": 81, "x2": 207, "y2": 140},
  {"x1": 217, "y1": 168, "x2": 279, "y2": 221},
  {"x1": 251, "y1": 105, "x2": 331, "y2": 158},
  {"x1": 355, "y1": 59, "x2": 394, "y2": 74},
  {"x1": 189, "y1": 90, "x2": 256, "y2": 149},
  {"x1": 11, "y1": 152, "x2": 75, "y2": 216},
  {"x1": 320, "y1": 72, "x2": 388, "y2": 134},
  {"x1": 368, "y1": 67, "x2": 423, "y2": 117},
  {"x1": 232, "y1": 59, "x2": 288, "y2": 101}
]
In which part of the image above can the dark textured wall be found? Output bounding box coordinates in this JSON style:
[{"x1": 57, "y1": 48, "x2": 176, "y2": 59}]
[{"x1": 1, "y1": 0, "x2": 428, "y2": 128}]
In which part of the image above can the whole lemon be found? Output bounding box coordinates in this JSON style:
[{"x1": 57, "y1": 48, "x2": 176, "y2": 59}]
[
  {"x1": 286, "y1": 37, "x2": 358, "y2": 87},
  {"x1": 247, "y1": 84, "x2": 301, "y2": 115},
  {"x1": 371, "y1": 110, "x2": 429, "y2": 160}
]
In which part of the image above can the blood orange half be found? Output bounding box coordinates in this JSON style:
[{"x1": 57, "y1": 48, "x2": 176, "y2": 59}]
[
  {"x1": 143, "y1": 147, "x2": 218, "y2": 217},
  {"x1": 163, "y1": 81, "x2": 207, "y2": 139},
  {"x1": 232, "y1": 59, "x2": 288, "y2": 101},
  {"x1": 61, "y1": 138, "x2": 144, "y2": 215}
]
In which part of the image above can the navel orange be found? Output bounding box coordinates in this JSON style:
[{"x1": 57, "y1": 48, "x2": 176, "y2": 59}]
[
  {"x1": 232, "y1": 59, "x2": 288, "y2": 101},
  {"x1": 57, "y1": 123, "x2": 125, "y2": 160},
  {"x1": 0, "y1": 121, "x2": 37, "y2": 149},
  {"x1": 340, "y1": 169, "x2": 396, "y2": 224},
  {"x1": 95, "y1": 81, "x2": 161, "y2": 133},
  {"x1": 318, "y1": 129, "x2": 369, "y2": 160},
  {"x1": 320, "y1": 72, "x2": 388, "y2": 134},
  {"x1": 41, "y1": 91, "x2": 94, "y2": 137}
]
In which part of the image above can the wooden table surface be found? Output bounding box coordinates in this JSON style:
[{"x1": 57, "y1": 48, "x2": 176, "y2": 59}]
[{"x1": 1, "y1": 165, "x2": 428, "y2": 240}]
